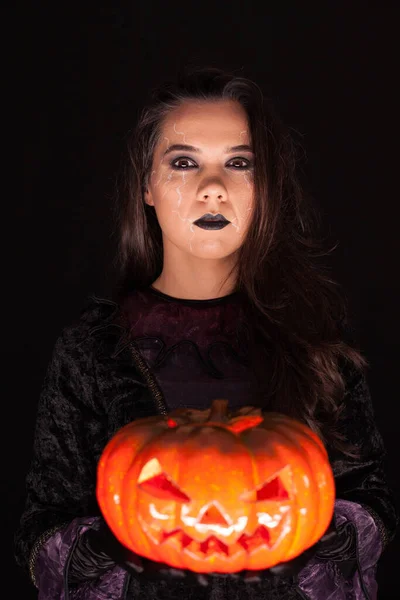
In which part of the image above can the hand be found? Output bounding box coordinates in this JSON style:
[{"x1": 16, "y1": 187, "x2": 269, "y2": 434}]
[
  {"x1": 80, "y1": 521, "x2": 272, "y2": 586},
  {"x1": 83, "y1": 521, "x2": 226, "y2": 586},
  {"x1": 68, "y1": 519, "x2": 157, "y2": 585},
  {"x1": 73, "y1": 520, "x2": 223, "y2": 586},
  {"x1": 101, "y1": 516, "x2": 335, "y2": 586},
  {"x1": 267, "y1": 516, "x2": 356, "y2": 578},
  {"x1": 71, "y1": 516, "x2": 356, "y2": 587},
  {"x1": 68, "y1": 520, "x2": 116, "y2": 584},
  {"x1": 146, "y1": 516, "x2": 356, "y2": 585}
]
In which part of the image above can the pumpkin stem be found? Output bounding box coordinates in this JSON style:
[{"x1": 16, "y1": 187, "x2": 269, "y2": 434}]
[{"x1": 208, "y1": 399, "x2": 230, "y2": 423}]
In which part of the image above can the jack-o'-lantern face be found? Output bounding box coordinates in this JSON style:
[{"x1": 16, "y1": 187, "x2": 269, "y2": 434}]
[
  {"x1": 97, "y1": 401, "x2": 335, "y2": 573},
  {"x1": 135, "y1": 453, "x2": 294, "y2": 572}
]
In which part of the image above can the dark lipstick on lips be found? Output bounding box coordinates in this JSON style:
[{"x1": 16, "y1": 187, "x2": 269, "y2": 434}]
[{"x1": 193, "y1": 213, "x2": 231, "y2": 230}]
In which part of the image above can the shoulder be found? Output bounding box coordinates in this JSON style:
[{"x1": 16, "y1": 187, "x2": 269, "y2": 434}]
[{"x1": 73, "y1": 295, "x2": 120, "y2": 333}]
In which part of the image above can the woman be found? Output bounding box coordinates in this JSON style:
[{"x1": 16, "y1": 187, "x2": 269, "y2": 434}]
[{"x1": 14, "y1": 68, "x2": 397, "y2": 600}]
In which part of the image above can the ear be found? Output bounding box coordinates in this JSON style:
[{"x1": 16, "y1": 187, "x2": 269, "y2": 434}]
[{"x1": 144, "y1": 187, "x2": 154, "y2": 207}]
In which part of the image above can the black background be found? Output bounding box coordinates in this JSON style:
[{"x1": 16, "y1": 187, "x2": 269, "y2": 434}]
[{"x1": 10, "y1": 2, "x2": 399, "y2": 598}]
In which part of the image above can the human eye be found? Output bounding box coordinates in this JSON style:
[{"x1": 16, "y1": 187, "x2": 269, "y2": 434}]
[
  {"x1": 170, "y1": 156, "x2": 198, "y2": 170},
  {"x1": 226, "y1": 157, "x2": 253, "y2": 170}
]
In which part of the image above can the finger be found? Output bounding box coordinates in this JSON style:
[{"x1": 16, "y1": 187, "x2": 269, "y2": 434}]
[
  {"x1": 124, "y1": 558, "x2": 144, "y2": 574},
  {"x1": 196, "y1": 573, "x2": 211, "y2": 587},
  {"x1": 243, "y1": 569, "x2": 263, "y2": 583},
  {"x1": 269, "y1": 562, "x2": 295, "y2": 575},
  {"x1": 194, "y1": 572, "x2": 234, "y2": 586},
  {"x1": 160, "y1": 567, "x2": 186, "y2": 579},
  {"x1": 319, "y1": 528, "x2": 339, "y2": 545},
  {"x1": 269, "y1": 551, "x2": 314, "y2": 576}
]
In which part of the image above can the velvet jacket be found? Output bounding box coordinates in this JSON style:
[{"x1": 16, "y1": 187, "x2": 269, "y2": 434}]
[{"x1": 14, "y1": 294, "x2": 398, "y2": 600}]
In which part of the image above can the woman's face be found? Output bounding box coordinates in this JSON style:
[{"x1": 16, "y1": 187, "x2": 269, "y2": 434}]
[{"x1": 145, "y1": 99, "x2": 255, "y2": 262}]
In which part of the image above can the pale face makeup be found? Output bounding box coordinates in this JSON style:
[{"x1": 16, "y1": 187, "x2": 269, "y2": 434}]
[{"x1": 145, "y1": 100, "x2": 255, "y2": 264}]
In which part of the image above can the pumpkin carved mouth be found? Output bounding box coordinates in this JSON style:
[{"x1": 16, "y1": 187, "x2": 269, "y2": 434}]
[{"x1": 158, "y1": 525, "x2": 272, "y2": 557}]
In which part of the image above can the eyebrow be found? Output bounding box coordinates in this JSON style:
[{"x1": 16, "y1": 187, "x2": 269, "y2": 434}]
[{"x1": 163, "y1": 143, "x2": 253, "y2": 156}]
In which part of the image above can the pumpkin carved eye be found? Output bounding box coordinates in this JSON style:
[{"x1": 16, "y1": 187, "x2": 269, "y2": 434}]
[
  {"x1": 138, "y1": 458, "x2": 190, "y2": 502},
  {"x1": 255, "y1": 475, "x2": 289, "y2": 501},
  {"x1": 240, "y1": 468, "x2": 290, "y2": 503}
]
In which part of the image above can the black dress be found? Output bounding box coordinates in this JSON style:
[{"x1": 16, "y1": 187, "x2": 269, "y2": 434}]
[{"x1": 13, "y1": 289, "x2": 398, "y2": 600}]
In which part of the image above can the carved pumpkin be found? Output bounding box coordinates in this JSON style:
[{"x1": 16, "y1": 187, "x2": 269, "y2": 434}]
[{"x1": 97, "y1": 400, "x2": 335, "y2": 573}]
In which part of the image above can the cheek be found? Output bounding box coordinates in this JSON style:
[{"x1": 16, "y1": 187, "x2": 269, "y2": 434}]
[
  {"x1": 151, "y1": 168, "x2": 193, "y2": 194},
  {"x1": 151, "y1": 171, "x2": 196, "y2": 216},
  {"x1": 227, "y1": 171, "x2": 254, "y2": 210}
]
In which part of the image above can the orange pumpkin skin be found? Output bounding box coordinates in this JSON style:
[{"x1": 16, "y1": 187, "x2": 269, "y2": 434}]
[{"x1": 96, "y1": 400, "x2": 335, "y2": 573}]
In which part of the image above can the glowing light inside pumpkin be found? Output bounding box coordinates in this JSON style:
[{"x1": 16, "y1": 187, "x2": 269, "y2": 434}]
[
  {"x1": 149, "y1": 503, "x2": 170, "y2": 520},
  {"x1": 154, "y1": 525, "x2": 274, "y2": 553},
  {"x1": 199, "y1": 503, "x2": 230, "y2": 526},
  {"x1": 180, "y1": 508, "x2": 248, "y2": 536},
  {"x1": 138, "y1": 457, "x2": 162, "y2": 483},
  {"x1": 257, "y1": 511, "x2": 284, "y2": 528}
]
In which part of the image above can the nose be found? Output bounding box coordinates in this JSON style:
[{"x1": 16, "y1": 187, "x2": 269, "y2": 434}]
[
  {"x1": 202, "y1": 193, "x2": 224, "y2": 201},
  {"x1": 198, "y1": 177, "x2": 227, "y2": 204},
  {"x1": 198, "y1": 503, "x2": 230, "y2": 526}
]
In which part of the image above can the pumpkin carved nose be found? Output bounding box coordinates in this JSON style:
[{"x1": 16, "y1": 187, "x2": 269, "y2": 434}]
[{"x1": 199, "y1": 503, "x2": 230, "y2": 526}]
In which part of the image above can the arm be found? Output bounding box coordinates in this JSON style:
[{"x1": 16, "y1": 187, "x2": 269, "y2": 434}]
[
  {"x1": 331, "y1": 364, "x2": 398, "y2": 548},
  {"x1": 14, "y1": 325, "x2": 109, "y2": 590}
]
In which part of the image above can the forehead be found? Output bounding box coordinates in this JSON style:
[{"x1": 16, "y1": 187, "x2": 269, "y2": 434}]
[{"x1": 159, "y1": 99, "x2": 250, "y2": 146}]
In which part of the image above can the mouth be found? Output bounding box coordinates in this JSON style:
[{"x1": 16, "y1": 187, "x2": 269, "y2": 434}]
[
  {"x1": 157, "y1": 525, "x2": 272, "y2": 557},
  {"x1": 193, "y1": 213, "x2": 231, "y2": 230}
]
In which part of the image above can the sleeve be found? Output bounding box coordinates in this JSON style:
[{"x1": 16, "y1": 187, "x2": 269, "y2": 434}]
[
  {"x1": 297, "y1": 365, "x2": 399, "y2": 600},
  {"x1": 13, "y1": 327, "x2": 109, "y2": 589},
  {"x1": 330, "y1": 365, "x2": 398, "y2": 548}
]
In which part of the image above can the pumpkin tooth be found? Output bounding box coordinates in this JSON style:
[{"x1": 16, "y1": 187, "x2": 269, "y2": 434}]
[
  {"x1": 238, "y1": 525, "x2": 271, "y2": 552},
  {"x1": 228, "y1": 541, "x2": 246, "y2": 558},
  {"x1": 181, "y1": 532, "x2": 192, "y2": 548},
  {"x1": 160, "y1": 529, "x2": 191, "y2": 552},
  {"x1": 161, "y1": 529, "x2": 181, "y2": 543},
  {"x1": 185, "y1": 539, "x2": 201, "y2": 555},
  {"x1": 200, "y1": 536, "x2": 229, "y2": 556},
  {"x1": 161, "y1": 529, "x2": 192, "y2": 548}
]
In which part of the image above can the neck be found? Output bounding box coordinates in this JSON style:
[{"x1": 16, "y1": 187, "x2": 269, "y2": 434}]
[{"x1": 152, "y1": 247, "x2": 238, "y2": 300}]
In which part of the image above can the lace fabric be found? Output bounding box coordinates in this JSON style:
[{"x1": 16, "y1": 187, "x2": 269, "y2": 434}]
[{"x1": 120, "y1": 287, "x2": 260, "y2": 411}]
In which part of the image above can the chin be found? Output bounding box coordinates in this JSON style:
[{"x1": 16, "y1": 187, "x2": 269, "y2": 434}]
[
  {"x1": 190, "y1": 248, "x2": 238, "y2": 260},
  {"x1": 188, "y1": 240, "x2": 238, "y2": 259}
]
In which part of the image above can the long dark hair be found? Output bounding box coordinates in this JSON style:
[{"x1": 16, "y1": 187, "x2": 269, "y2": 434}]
[{"x1": 114, "y1": 67, "x2": 365, "y2": 455}]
